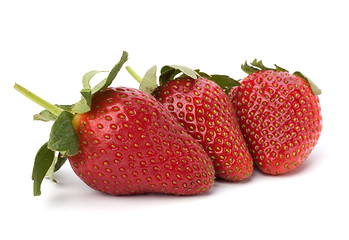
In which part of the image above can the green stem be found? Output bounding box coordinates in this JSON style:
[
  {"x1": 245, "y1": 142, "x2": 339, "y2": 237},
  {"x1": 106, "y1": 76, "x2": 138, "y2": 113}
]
[
  {"x1": 126, "y1": 66, "x2": 142, "y2": 83},
  {"x1": 14, "y1": 83, "x2": 64, "y2": 116}
]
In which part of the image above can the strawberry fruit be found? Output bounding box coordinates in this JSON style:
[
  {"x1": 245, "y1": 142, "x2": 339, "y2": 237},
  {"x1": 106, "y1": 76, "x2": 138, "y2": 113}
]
[
  {"x1": 127, "y1": 65, "x2": 254, "y2": 181},
  {"x1": 70, "y1": 87, "x2": 215, "y2": 195},
  {"x1": 229, "y1": 60, "x2": 322, "y2": 175},
  {"x1": 15, "y1": 52, "x2": 215, "y2": 196}
]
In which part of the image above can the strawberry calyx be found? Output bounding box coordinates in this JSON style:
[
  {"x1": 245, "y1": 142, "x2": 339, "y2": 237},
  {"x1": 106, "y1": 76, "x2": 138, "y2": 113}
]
[
  {"x1": 241, "y1": 59, "x2": 322, "y2": 95},
  {"x1": 159, "y1": 65, "x2": 240, "y2": 94},
  {"x1": 206, "y1": 74, "x2": 241, "y2": 94},
  {"x1": 126, "y1": 64, "x2": 240, "y2": 94},
  {"x1": 14, "y1": 51, "x2": 128, "y2": 196},
  {"x1": 159, "y1": 65, "x2": 199, "y2": 85}
]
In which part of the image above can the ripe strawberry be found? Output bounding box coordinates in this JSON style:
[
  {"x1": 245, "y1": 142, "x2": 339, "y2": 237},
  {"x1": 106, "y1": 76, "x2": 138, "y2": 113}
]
[
  {"x1": 229, "y1": 60, "x2": 322, "y2": 175},
  {"x1": 153, "y1": 76, "x2": 254, "y2": 181},
  {"x1": 14, "y1": 52, "x2": 215, "y2": 196},
  {"x1": 127, "y1": 65, "x2": 253, "y2": 181},
  {"x1": 69, "y1": 87, "x2": 215, "y2": 195}
]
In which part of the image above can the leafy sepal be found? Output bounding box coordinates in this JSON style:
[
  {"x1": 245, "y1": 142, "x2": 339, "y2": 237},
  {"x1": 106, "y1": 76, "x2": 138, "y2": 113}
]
[
  {"x1": 91, "y1": 51, "x2": 128, "y2": 94},
  {"x1": 242, "y1": 59, "x2": 289, "y2": 75},
  {"x1": 241, "y1": 60, "x2": 260, "y2": 75},
  {"x1": 159, "y1": 66, "x2": 239, "y2": 95},
  {"x1": 293, "y1": 71, "x2": 322, "y2": 95},
  {"x1": 274, "y1": 64, "x2": 289, "y2": 72},
  {"x1": 34, "y1": 110, "x2": 57, "y2": 122},
  {"x1": 194, "y1": 70, "x2": 211, "y2": 79},
  {"x1": 32, "y1": 142, "x2": 55, "y2": 196},
  {"x1": 159, "y1": 65, "x2": 199, "y2": 85},
  {"x1": 48, "y1": 111, "x2": 79, "y2": 156},
  {"x1": 72, "y1": 70, "x2": 106, "y2": 114},
  {"x1": 208, "y1": 75, "x2": 241, "y2": 94},
  {"x1": 72, "y1": 89, "x2": 92, "y2": 114},
  {"x1": 139, "y1": 65, "x2": 158, "y2": 94},
  {"x1": 250, "y1": 59, "x2": 274, "y2": 71},
  {"x1": 54, "y1": 152, "x2": 68, "y2": 172}
]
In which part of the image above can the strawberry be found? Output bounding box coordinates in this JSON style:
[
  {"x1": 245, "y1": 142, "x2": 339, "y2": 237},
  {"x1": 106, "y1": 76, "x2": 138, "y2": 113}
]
[
  {"x1": 127, "y1": 65, "x2": 254, "y2": 181},
  {"x1": 70, "y1": 87, "x2": 214, "y2": 195},
  {"x1": 229, "y1": 60, "x2": 322, "y2": 175},
  {"x1": 14, "y1": 52, "x2": 215, "y2": 196}
]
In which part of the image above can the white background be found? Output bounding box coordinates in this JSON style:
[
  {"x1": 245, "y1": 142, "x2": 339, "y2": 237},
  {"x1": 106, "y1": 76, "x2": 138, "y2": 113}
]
[{"x1": 1, "y1": 0, "x2": 348, "y2": 239}]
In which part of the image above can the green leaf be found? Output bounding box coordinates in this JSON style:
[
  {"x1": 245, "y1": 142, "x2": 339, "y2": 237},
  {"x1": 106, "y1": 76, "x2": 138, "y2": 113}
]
[
  {"x1": 54, "y1": 152, "x2": 68, "y2": 172},
  {"x1": 33, "y1": 104, "x2": 74, "y2": 122},
  {"x1": 92, "y1": 51, "x2": 128, "y2": 94},
  {"x1": 251, "y1": 59, "x2": 274, "y2": 71},
  {"x1": 139, "y1": 65, "x2": 158, "y2": 94},
  {"x1": 194, "y1": 69, "x2": 211, "y2": 79},
  {"x1": 241, "y1": 60, "x2": 260, "y2": 75},
  {"x1": 48, "y1": 111, "x2": 79, "y2": 156},
  {"x1": 79, "y1": 89, "x2": 92, "y2": 107},
  {"x1": 168, "y1": 65, "x2": 198, "y2": 79},
  {"x1": 34, "y1": 110, "x2": 57, "y2": 122},
  {"x1": 159, "y1": 65, "x2": 198, "y2": 85},
  {"x1": 72, "y1": 70, "x2": 108, "y2": 114},
  {"x1": 159, "y1": 66, "x2": 181, "y2": 85},
  {"x1": 45, "y1": 151, "x2": 68, "y2": 183},
  {"x1": 274, "y1": 64, "x2": 289, "y2": 72},
  {"x1": 46, "y1": 156, "x2": 57, "y2": 183},
  {"x1": 209, "y1": 75, "x2": 241, "y2": 94},
  {"x1": 72, "y1": 88, "x2": 92, "y2": 114},
  {"x1": 32, "y1": 142, "x2": 55, "y2": 196},
  {"x1": 242, "y1": 59, "x2": 289, "y2": 74},
  {"x1": 82, "y1": 70, "x2": 106, "y2": 89},
  {"x1": 293, "y1": 71, "x2": 322, "y2": 95}
]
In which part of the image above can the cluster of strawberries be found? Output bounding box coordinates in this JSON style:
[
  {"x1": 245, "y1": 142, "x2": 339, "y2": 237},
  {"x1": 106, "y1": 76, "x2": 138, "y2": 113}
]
[{"x1": 15, "y1": 52, "x2": 322, "y2": 196}]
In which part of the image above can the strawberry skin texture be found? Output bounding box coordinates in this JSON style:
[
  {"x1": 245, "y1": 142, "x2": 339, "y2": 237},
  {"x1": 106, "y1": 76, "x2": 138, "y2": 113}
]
[
  {"x1": 229, "y1": 70, "x2": 322, "y2": 175},
  {"x1": 69, "y1": 87, "x2": 215, "y2": 195},
  {"x1": 153, "y1": 77, "x2": 253, "y2": 181}
]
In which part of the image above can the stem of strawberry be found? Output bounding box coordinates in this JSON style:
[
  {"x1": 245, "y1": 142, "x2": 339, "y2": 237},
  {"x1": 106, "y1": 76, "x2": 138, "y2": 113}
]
[
  {"x1": 126, "y1": 66, "x2": 142, "y2": 83},
  {"x1": 14, "y1": 83, "x2": 64, "y2": 116}
]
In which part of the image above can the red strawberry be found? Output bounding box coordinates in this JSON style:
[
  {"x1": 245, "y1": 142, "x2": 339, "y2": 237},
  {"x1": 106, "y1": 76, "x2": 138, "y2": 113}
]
[
  {"x1": 69, "y1": 87, "x2": 215, "y2": 195},
  {"x1": 153, "y1": 76, "x2": 253, "y2": 181},
  {"x1": 229, "y1": 60, "x2": 322, "y2": 175},
  {"x1": 128, "y1": 65, "x2": 254, "y2": 181},
  {"x1": 14, "y1": 52, "x2": 215, "y2": 196}
]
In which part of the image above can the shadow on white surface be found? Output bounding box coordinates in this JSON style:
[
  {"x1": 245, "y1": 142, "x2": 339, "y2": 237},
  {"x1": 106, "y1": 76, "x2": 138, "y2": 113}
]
[{"x1": 42, "y1": 166, "x2": 216, "y2": 212}]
